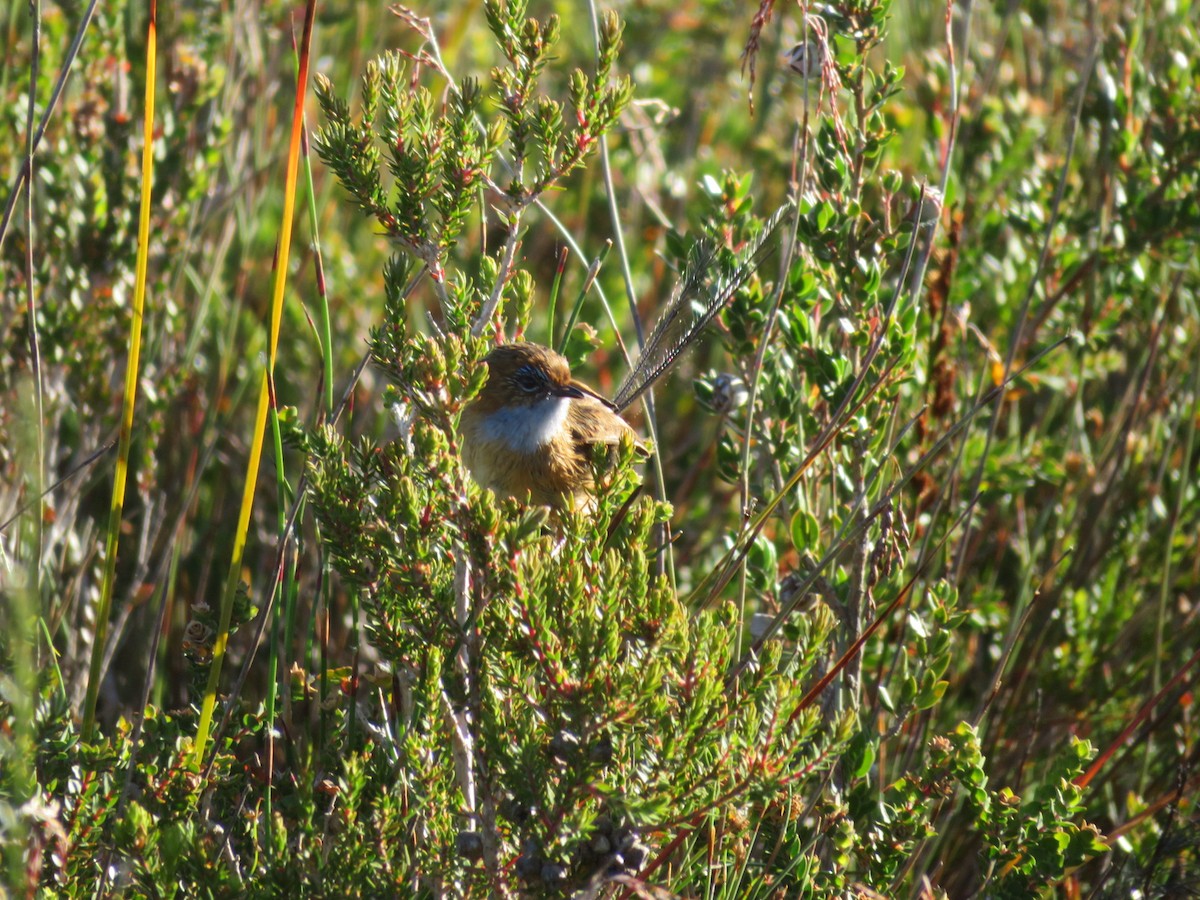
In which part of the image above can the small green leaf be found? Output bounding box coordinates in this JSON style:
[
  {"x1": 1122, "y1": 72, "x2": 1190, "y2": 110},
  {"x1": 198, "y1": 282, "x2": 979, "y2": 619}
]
[
  {"x1": 877, "y1": 684, "x2": 895, "y2": 713},
  {"x1": 790, "y1": 508, "x2": 819, "y2": 551},
  {"x1": 915, "y1": 678, "x2": 947, "y2": 711},
  {"x1": 846, "y1": 731, "x2": 877, "y2": 779}
]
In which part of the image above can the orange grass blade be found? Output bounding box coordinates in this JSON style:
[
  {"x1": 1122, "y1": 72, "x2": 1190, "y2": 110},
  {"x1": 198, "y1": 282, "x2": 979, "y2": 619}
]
[{"x1": 191, "y1": 0, "x2": 318, "y2": 766}]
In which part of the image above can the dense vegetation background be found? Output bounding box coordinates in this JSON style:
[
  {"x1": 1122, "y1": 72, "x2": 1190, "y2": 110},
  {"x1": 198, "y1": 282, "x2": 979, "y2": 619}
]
[{"x1": 1, "y1": 0, "x2": 1198, "y2": 895}]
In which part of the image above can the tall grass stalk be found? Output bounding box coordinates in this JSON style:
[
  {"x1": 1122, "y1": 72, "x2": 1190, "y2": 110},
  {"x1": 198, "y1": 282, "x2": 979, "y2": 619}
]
[
  {"x1": 192, "y1": 0, "x2": 317, "y2": 767},
  {"x1": 81, "y1": 0, "x2": 157, "y2": 741}
]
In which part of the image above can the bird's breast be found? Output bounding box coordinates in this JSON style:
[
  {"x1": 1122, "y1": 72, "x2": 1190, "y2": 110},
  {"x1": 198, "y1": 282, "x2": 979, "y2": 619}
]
[
  {"x1": 460, "y1": 394, "x2": 635, "y2": 506},
  {"x1": 460, "y1": 399, "x2": 587, "y2": 505},
  {"x1": 474, "y1": 397, "x2": 572, "y2": 453}
]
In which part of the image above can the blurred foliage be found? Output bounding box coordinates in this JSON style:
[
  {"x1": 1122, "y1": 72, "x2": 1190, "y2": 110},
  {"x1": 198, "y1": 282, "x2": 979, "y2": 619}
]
[{"x1": 1, "y1": 0, "x2": 1199, "y2": 896}]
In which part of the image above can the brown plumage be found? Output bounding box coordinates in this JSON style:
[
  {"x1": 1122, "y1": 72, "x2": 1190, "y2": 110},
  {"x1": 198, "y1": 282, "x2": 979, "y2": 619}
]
[
  {"x1": 459, "y1": 203, "x2": 793, "y2": 506},
  {"x1": 459, "y1": 343, "x2": 636, "y2": 506}
]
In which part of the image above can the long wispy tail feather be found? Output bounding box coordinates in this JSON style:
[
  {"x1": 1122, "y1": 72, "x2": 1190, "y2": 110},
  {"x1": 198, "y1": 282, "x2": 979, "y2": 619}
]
[{"x1": 612, "y1": 201, "x2": 793, "y2": 414}]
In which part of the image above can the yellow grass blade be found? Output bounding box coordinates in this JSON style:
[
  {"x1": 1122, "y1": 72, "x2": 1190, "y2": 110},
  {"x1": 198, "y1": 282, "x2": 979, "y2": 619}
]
[{"x1": 81, "y1": 0, "x2": 157, "y2": 742}]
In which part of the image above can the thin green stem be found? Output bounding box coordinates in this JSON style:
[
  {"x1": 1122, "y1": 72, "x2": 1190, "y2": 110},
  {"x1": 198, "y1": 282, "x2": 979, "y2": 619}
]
[
  {"x1": 23, "y1": 0, "x2": 44, "y2": 590},
  {"x1": 545, "y1": 245, "x2": 568, "y2": 348},
  {"x1": 300, "y1": 121, "x2": 335, "y2": 418}
]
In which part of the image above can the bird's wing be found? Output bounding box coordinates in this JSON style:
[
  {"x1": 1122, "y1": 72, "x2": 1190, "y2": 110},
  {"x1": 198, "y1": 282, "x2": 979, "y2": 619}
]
[{"x1": 567, "y1": 398, "x2": 637, "y2": 447}]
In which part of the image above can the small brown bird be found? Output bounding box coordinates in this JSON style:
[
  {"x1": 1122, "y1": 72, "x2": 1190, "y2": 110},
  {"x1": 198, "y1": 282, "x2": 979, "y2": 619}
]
[
  {"x1": 459, "y1": 343, "x2": 635, "y2": 507},
  {"x1": 460, "y1": 202, "x2": 792, "y2": 506}
]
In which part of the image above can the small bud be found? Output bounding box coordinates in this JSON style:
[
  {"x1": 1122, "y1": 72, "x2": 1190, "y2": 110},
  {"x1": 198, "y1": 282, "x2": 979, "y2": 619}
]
[
  {"x1": 184, "y1": 620, "x2": 213, "y2": 645},
  {"x1": 569, "y1": 70, "x2": 588, "y2": 97}
]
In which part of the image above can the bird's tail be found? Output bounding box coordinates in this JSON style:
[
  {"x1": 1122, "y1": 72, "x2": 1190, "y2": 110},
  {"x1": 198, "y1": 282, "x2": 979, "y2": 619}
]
[{"x1": 612, "y1": 200, "x2": 793, "y2": 414}]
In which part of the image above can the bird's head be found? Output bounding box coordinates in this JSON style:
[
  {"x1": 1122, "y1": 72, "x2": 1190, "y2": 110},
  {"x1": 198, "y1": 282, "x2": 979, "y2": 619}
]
[{"x1": 473, "y1": 343, "x2": 613, "y2": 412}]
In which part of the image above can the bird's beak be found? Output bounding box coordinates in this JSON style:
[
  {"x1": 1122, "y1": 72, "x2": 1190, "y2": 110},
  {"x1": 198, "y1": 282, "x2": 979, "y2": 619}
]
[
  {"x1": 559, "y1": 379, "x2": 620, "y2": 410},
  {"x1": 551, "y1": 383, "x2": 586, "y2": 400}
]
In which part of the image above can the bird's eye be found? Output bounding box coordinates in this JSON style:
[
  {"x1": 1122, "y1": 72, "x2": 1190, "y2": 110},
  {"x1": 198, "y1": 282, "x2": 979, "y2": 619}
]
[{"x1": 515, "y1": 369, "x2": 542, "y2": 393}]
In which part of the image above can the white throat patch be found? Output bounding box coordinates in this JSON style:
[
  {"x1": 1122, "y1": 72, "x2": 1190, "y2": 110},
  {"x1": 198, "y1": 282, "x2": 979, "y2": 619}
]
[{"x1": 480, "y1": 397, "x2": 571, "y2": 452}]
